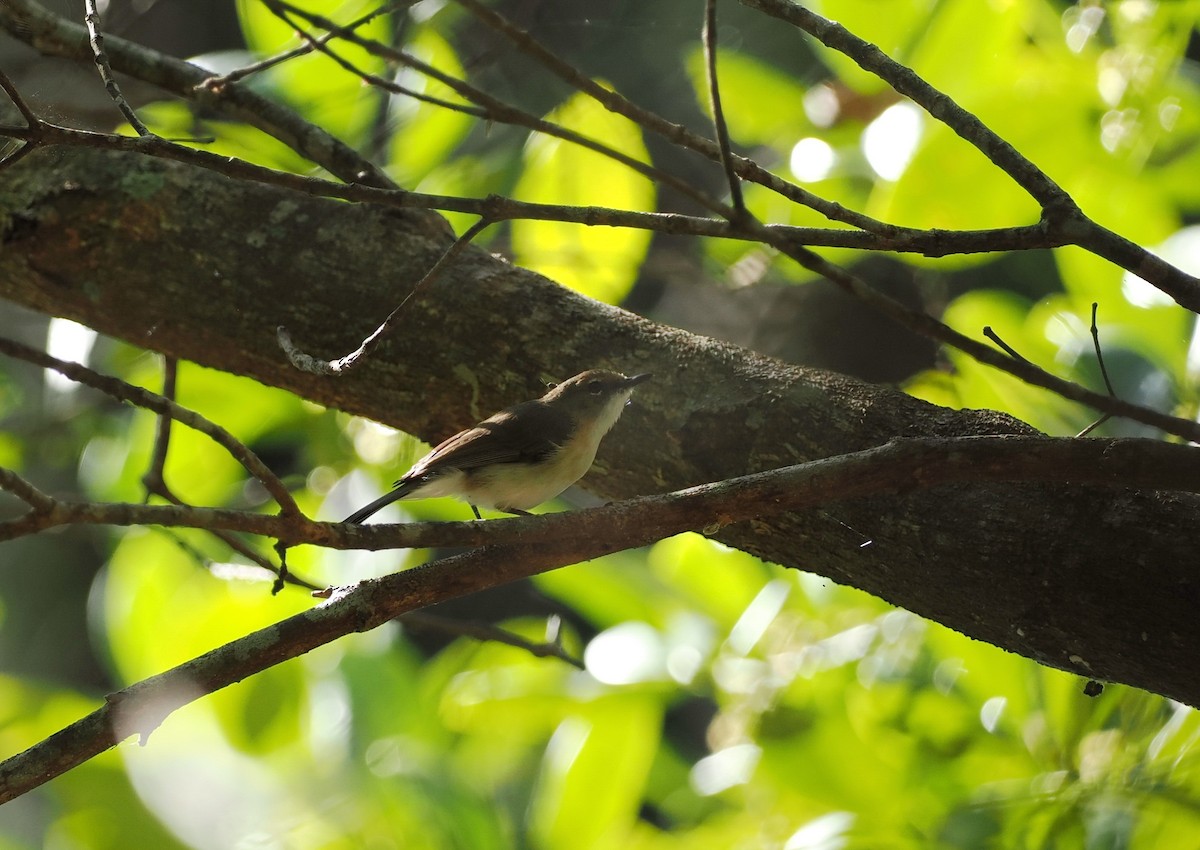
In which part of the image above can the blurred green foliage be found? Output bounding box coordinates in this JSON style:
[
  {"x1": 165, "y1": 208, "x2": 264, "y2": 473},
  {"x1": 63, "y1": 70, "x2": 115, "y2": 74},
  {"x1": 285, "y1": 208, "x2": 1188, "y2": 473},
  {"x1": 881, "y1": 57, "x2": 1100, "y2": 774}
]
[{"x1": 3, "y1": 1, "x2": 1200, "y2": 849}]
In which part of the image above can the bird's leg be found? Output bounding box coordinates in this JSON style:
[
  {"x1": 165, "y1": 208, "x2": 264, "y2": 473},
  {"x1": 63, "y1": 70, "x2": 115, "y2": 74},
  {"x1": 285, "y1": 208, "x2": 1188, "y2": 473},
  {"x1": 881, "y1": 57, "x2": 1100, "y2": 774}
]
[{"x1": 471, "y1": 504, "x2": 482, "y2": 520}]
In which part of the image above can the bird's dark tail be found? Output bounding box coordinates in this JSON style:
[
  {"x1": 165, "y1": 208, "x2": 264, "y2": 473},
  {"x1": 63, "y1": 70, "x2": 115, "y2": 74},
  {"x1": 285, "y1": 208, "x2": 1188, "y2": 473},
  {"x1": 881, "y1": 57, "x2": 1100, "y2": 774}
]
[{"x1": 343, "y1": 484, "x2": 412, "y2": 524}]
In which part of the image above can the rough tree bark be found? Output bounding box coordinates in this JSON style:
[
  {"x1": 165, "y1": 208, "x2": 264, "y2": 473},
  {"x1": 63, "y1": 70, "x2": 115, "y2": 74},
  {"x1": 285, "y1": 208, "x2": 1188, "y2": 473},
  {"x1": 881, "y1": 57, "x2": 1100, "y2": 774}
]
[{"x1": 1, "y1": 146, "x2": 1197, "y2": 705}]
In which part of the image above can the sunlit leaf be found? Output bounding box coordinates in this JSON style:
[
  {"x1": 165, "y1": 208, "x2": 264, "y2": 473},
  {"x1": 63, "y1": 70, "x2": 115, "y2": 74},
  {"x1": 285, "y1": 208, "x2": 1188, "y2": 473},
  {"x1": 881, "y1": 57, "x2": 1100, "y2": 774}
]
[
  {"x1": 511, "y1": 87, "x2": 656, "y2": 305},
  {"x1": 386, "y1": 29, "x2": 474, "y2": 185},
  {"x1": 530, "y1": 694, "x2": 661, "y2": 850},
  {"x1": 685, "y1": 47, "x2": 810, "y2": 147}
]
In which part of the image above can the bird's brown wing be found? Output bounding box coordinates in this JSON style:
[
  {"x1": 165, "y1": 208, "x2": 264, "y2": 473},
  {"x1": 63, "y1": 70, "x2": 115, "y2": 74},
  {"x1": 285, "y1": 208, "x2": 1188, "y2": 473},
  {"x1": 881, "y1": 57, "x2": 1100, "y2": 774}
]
[{"x1": 396, "y1": 401, "x2": 574, "y2": 485}]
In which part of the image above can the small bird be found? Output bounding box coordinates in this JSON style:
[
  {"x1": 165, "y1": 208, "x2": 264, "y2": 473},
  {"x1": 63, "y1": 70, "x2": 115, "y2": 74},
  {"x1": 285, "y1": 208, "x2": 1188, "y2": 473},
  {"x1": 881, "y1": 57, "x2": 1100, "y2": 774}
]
[{"x1": 344, "y1": 370, "x2": 651, "y2": 523}]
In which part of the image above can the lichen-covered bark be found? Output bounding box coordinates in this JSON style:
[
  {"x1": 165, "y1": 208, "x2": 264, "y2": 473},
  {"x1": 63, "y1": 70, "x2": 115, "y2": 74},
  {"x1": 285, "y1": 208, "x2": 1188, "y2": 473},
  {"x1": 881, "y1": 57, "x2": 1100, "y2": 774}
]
[{"x1": 2, "y1": 147, "x2": 1197, "y2": 704}]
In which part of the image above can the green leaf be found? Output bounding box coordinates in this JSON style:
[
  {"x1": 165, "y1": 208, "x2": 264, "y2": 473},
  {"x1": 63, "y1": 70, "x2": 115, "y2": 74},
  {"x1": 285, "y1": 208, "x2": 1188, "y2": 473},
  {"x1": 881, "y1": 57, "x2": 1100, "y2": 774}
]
[
  {"x1": 530, "y1": 693, "x2": 662, "y2": 850},
  {"x1": 511, "y1": 87, "x2": 655, "y2": 305},
  {"x1": 685, "y1": 48, "x2": 810, "y2": 148},
  {"x1": 386, "y1": 29, "x2": 474, "y2": 186},
  {"x1": 101, "y1": 532, "x2": 309, "y2": 684},
  {"x1": 810, "y1": 0, "x2": 941, "y2": 93},
  {"x1": 234, "y1": 0, "x2": 391, "y2": 145}
]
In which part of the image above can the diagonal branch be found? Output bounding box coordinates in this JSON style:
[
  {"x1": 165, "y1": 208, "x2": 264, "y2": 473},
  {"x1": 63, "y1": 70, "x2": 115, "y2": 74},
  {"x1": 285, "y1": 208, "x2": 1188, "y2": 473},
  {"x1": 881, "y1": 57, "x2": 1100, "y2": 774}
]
[
  {"x1": 83, "y1": 0, "x2": 151, "y2": 136},
  {"x1": 741, "y1": 0, "x2": 1200, "y2": 313},
  {"x1": 743, "y1": 0, "x2": 1075, "y2": 213},
  {"x1": 702, "y1": 0, "x2": 745, "y2": 216},
  {"x1": 5, "y1": 435, "x2": 1200, "y2": 553},
  {"x1": 278, "y1": 218, "x2": 494, "y2": 374},
  {"x1": 4, "y1": 432, "x2": 1200, "y2": 801},
  {"x1": 0, "y1": 336, "x2": 300, "y2": 518},
  {"x1": 768, "y1": 241, "x2": 1200, "y2": 442},
  {"x1": 0, "y1": 124, "x2": 1191, "y2": 438},
  {"x1": 452, "y1": 0, "x2": 893, "y2": 233},
  {"x1": 0, "y1": 0, "x2": 394, "y2": 188},
  {"x1": 263, "y1": 0, "x2": 730, "y2": 217}
]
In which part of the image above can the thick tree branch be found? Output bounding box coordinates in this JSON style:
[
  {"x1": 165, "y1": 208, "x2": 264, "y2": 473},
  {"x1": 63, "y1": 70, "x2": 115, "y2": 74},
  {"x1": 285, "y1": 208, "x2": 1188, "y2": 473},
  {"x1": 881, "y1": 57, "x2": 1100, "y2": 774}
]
[
  {"x1": 0, "y1": 146, "x2": 1198, "y2": 708},
  {"x1": 2, "y1": 434, "x2": 1199, "y2": 555},
  {"x1": 1, "y1": 111, "x2": 1190, "y2": 440},
  {"x1": 3, "y1": 431, "x2": 1200, "y2": 802}
]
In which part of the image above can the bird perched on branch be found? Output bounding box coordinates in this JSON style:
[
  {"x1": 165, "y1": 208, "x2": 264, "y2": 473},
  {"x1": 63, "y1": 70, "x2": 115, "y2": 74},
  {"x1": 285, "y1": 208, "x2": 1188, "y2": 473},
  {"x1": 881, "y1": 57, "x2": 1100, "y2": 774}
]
[{"x1": 344, "y1": 369, "x2": 652, "y2": 523}]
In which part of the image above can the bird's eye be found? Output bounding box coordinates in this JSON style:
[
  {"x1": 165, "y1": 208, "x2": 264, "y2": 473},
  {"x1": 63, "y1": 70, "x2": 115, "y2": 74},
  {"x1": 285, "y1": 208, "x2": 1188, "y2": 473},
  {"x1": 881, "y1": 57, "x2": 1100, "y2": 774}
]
[{"x1": 588, "y1": 380, "x2": 603, "y2": 394}]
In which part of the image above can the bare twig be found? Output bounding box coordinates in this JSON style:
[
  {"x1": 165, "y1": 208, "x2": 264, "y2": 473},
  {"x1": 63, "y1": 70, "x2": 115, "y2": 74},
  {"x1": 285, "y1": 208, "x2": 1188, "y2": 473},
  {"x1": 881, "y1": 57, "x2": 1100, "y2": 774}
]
[
  {"x1": 0, "y1": 0, "x2": 394, "y2": 188},
  {"x1": 0, "y1": 66, "x2": 38, "y2": 127},
  {"x1": 0, "y1": 336, "x2": 301, "y2": 518},
  {"x1": 741, "y1": 0, "x2": 1200, "y2": 313},
  {"x1": 162, "y1": 525, "x2": 323, "y2": 593},
  {"x1": 982, "y1": 327, "x2": 1032, "y2": 364},
  {"x1": 452, "y1": 0, "x2": 892, "y2": 233},
  {"x1": 702, "y1": 0, "x2": 745, "y2": 216},
  {"x1": 83, "y1": 0, "x2": 151, "y2": 136},
  {"x1": 213, "y1": 2, "x2": 404, "y2": 86},
  {"x1": 262, "y1": 2, "x2": 490, "y2": 120},
  {"x1": 402, "y1": 611, "x2": 585, "y2": 669},
  {"x1": 1089, "y1": 302, "x2": 1117, "y2": 398},
  {"x1": 0, "y1": 111, "x2": 1065, "y2": 255},
  {"x1": 1076, "y1": 302, "x2": 1115, "y2": 437},
  {"x1": 141, "y1": 355, "x2": 178, "y2": 496},
  {"x1": 131, "y1": 356, "x2": 316, "y2": 590},
  {"x1": 279, "y1": 217, "x2": 493, "y2": 374},
  {"x1": 264, "y1": 0, "x2": 729, "y2": 217},
  {"x1": 0, "y1": 68, "x2": 38, "y2": 171},
  {"x1": 769, "y1": 243, "x2": 1200, "y2": 442},
  {"x1": 0, "y1": 466, "x2": 56, "y2": 513},
  {"x1": 742, "y1": 0, "x2": 1074, "y2": 214}
]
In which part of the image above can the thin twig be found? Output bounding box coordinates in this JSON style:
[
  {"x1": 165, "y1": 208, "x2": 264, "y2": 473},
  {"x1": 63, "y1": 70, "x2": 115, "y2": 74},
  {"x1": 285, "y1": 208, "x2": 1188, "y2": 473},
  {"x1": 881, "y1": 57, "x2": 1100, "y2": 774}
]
[
  {"x1": 279, "y1": 217, "x2": 493, "y2": 374},
  {"x1": 0, "y1": 335, "x2": 301, "y2": 517},
  {"x1": 452, "y1": 0, "x2": 891, "y2": 234},
  {"x1": 401, "y1": 611, "x2": 585, "y2": 669},
  {"x1": 83, "y1": 0, "x2": 151, "y2": 136},
  {"x1": 703, "y1": 0, "x2": 745, "y2": 216},
  {"x1": 0, "y1": 112, "x2": 1064, "y2": 254},
  {"x1": 0, "y1": 466, "x2": 56, "y2": 512},
  {"x1": 0, "y1": 66, "x2": 39, "y2": 127},
  {"x1": 133, "y1": 356, "x2": 318, "y2": 591},
  {"x1": 982, "y1": 327, "x2": 1032, "y2": 364},
  {"x1": 159, "y1": 522, "x2": 323, "y2": 593},
  {"x1": 742, "y1": 0, "x2": 1074, "y2": 216},
  {"x1": 263, "y1": 3, "x2": 489, "y2": 120},
  {"x1": 0, "y1": 0, "x2": 394, "y2": 188},
  {"x1": 208, "y1": 2, "x2": 408, "y2": 86},
  {"x1": 141, "y1": 355, "x2": 177, "y2": 496},
  {"x1": 1089, "y1": 302, "x2": 1117, "y2": 397},
  {"x1": 264, "y1": 0, "x2": 730, "y2": 217},
  {"x1": 770, "y1": 243, "x2": 1200, "y2": 442},
  {"x1": 0, "y1": 68, "x2": 37, "y2": 171},
  {"x1": 1076, "y1": 302, "x2": 1115, "y2": 437}
]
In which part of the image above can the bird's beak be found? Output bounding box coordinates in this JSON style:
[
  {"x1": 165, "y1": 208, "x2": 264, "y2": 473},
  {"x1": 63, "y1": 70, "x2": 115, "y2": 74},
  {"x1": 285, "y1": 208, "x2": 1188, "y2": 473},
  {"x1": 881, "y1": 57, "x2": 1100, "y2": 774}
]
[{"x1": 624, "y1": 373, "x2": 653, "y2": 388}]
